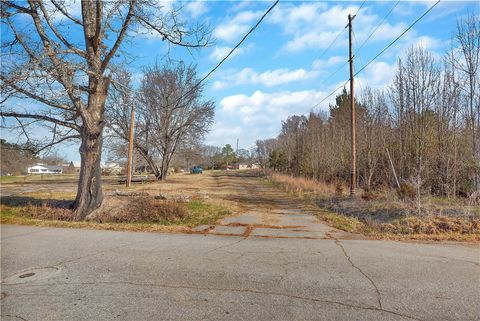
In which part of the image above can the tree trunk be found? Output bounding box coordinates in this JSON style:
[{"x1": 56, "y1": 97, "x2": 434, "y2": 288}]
[
  {"x1": 74, "y1": 78, "x2": 109, "y2": 220},
  {"x1": 74, "y1": 126, "x2": 104, "y2": 220},
  {"x1": 137, "y1": 147, "x2": 160, "y2": 179}
]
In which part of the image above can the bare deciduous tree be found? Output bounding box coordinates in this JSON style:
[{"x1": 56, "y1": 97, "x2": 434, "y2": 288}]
[
  {"x1": 107, "y1": 63, "x2": 214, "y2": 179},
  {"x1": 0, "y1": 1, "x2": 211, "y2": 219},
  {"x1": 454, "y1": 14, "x2": 480, "y2": 189}
]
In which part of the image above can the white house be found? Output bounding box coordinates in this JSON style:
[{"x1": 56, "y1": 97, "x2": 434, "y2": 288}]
[{"x1": 27, "y1": 163, "x2": 63, "y2": 174}]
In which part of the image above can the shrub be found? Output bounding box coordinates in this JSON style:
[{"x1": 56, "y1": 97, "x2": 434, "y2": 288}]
[
  {"x1": 361, "y1": 188, "x2": 377, "y2": 201},
  {"x1": 396, "y1": 183, "x2": 416, "y2": 200},
  {"x1": 335, "y1": 183, "x2": 344, "y2": 196}
]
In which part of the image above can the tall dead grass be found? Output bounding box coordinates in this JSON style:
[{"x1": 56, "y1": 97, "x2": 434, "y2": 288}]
[{"x1": 269, "y1": 172, "x2": 335, "y2": 196}]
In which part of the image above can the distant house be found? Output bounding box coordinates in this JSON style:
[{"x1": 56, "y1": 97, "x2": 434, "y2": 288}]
[
  {"x1": 235, "y1": 163, "x2": 261, "y2": 170},
  {"x1": 27, "y1": 163, "x2": 63, "y2": 174}
]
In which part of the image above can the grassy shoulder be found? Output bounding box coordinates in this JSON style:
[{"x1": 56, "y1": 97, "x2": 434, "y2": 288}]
[
  {"x1": 1, "y1": 171, "x2": 243, "y2": 232},
  {"x1": 0, "y1": 188, "x2": 233, "y2": 233},
  {"x1": 266, "y1": 172, "x2": 480, "y2": 241}
]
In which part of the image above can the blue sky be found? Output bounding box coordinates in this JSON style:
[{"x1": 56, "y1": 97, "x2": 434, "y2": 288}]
[{"x1": 2, "y1": 0, "x2": 479, "y2": 161}]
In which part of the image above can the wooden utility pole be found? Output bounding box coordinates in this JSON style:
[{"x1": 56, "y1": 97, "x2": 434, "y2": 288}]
[
  {"x1": 348, "y1": 13, "x2": 356, "y2": 197},
  {"x1": 126, "y1": 102, "x2": 135, "y2": 187},
  {"x1": 236, "y1": 138, "x2": 239, "y2": 170}
]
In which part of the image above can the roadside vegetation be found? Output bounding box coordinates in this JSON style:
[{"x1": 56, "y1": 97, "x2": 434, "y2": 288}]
[
  {"x1": 255, "y1": 15, "x2": 480, "y2": 241},
  {"x1": 0, "y1": 172, "x2": 236, "y2": 233},
  {"x1": 268, "y1": 172, "x2": 480, "y2": 241}
]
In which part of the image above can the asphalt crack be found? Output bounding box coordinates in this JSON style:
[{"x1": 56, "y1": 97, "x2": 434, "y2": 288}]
[
  {"x1": 1, "y1": 315, "x2": 29, "y2": 321},
  {"x1": 53, "y1": 239, "x2": 149, "y2": 267},
  {"x1": 7, "y1": 281, "x2": 422, "y2": 320},
  {"x1": 205, "y1": 236, "x2": 248, "y2": 254},
  {"x1": 334, "y1": 239, "x2": 383, "y2": 309}
]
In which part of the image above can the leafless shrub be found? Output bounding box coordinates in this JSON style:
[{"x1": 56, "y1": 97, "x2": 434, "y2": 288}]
[{"x1": 396, "y1": 183, "x2": 416, "y2": 200}]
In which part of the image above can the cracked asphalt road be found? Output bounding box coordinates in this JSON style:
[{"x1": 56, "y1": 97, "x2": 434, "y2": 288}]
[{"x1": 1, "y1": 225, "x2": 479, "y2": 321}]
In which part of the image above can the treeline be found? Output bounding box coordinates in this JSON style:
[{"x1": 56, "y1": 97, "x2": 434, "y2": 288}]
[
  {"x1": 170, "y1": 143, "x2": 256, "y2": 170},
  {"x1": 256, "y1": 15, "x2": 479, "y2": 197}
]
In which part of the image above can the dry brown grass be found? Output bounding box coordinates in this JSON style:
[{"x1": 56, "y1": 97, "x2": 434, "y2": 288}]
[
  {"x1": 267, "y1": 172, "x2": 480, "y2": 240},
  {"x1": 380, "y1": 215, "x2": 479, "y2": 235},
  {"x1": 269, "y1": 172, "x2": 335, "y2": 196},
  {"x1": 0, "y1": 171, "x2": 238, "y2": 230},
  {"x1": 90, "y1": 196, "x2": 188, "y2": 223}
]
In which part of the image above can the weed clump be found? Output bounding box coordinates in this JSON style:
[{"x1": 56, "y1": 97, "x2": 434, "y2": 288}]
[
  {"x1": 18, "y1": 201, "x2": 74, "y2": 221},
  {"x1": 361, "y1": 188, "x2": 377, "y2": 201},
  {"x1": 396, "y1": 183, "x2": 416, "y2": 200},
  {"x1": 380, "y1": 216, "x2": 479, "y2": 235},
  {"x1": 335, "y1": 183, "x2": 345, "y2": 197}
]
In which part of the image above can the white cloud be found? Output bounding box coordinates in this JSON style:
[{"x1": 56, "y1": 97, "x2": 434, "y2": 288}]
[
  {"x1": 220, "y1": 89, "x2": 328, "y2": 125},
  {"x1": 356, "y1": 61, "x2": 396, "y2": 91},
  {"x1": 213, "y1": 10, "x2": 262, "y2": 43},
  {"x1": 184, "y1": 1, "x2": 208, "y2": 18},
  {"x1": 312, "y1": 56, "x2": 344, "y2": 70},
  {"x1": 209, "y1": 45, "x2": 250, "y2": 61},
  {"x1": 269, "y1": 2, "x2": 406, "y2": 54},
  {"x1": 205, "y1": 88, "x2": 337, "y2": 147},
  {"x1": 212, "y1": 80, "x2": 227, "y2": 91},
  {"x1": 211, "y1": 67, "x2": 318, "y2": 90},
  {"x1": 44, "y1": 0, "x2": 82, "y2": 22}
]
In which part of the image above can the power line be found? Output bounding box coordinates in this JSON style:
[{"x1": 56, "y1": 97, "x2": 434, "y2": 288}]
[
  {"x1": 112, "y1": 0, "x2": 279, "y2": 98},
  {"x1": 193, "y1": 0, "x2": 279, "y2": 91},
  {"x1": 355, "y1": 0, "x2": 400, "y2": 55},
  {"x1": 318, "y1": 0, "x2": 367, "y2": 86},
  {"x1": 313, "y1": 0, "x2": 441, "y2": 110},
  {"x1": 353, "y1": 0, "x2": 367, "y2": 17},
  {"x1": 355, "y1": 0, "x2": 440, "y2": 77},
  {"x1": 312, "y1": 80, "x2": 349, "y2": 109},
  {"x1": 353, "y1": 28, "x2": 370, "y2": 91},
  {"x1": 312, "y1": 1, "x2": 365, "y2": 67},
  {"x1": 317, "y1": 27, "x2": 348, "y2": 61}
]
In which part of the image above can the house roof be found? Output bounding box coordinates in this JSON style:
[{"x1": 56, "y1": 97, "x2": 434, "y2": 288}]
[
  {"x1": 29, "y1": 164, "x2": 63, "y2": 171},
  {"x1": 71, "y1": 161, "x2": 81, "y2": 167}
]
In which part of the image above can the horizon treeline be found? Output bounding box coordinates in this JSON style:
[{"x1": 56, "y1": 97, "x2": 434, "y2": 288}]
[{"x1": 256, "y1": 15, "x2": 479, "y2": 198}]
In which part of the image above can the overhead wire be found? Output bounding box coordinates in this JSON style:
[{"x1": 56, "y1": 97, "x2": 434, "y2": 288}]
[
  {"x1": 318, "y1": 0, "x2": 400, "y2": 88},
  {"x1": 355, "y1": 0, "x2": 400, "y2": 55},
  {"x1": 354, "y1": 0, "x2": 441, "y2": 77},
  {"x1": 111, "y1": 0, "x2": 279, "y2": 98},
  {"x1": 192, "y1": 0, "x2": 279, "y2": 92},
  {"x1": 313, "y1": 0, "x2": 441, "y2": 110}
]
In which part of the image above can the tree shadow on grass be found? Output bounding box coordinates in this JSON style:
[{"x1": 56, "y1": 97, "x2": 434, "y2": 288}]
[{"x1": 1, "y1": 196, "x2": 74, "y2": 209}]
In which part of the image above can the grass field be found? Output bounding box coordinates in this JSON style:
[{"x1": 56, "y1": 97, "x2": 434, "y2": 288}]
[
  {"x1": 0, "y1": 174, "x2": 80, "y2": 184},
  {"x1": 0, "y1": 171, "x2": 241, "y2": 232}
]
